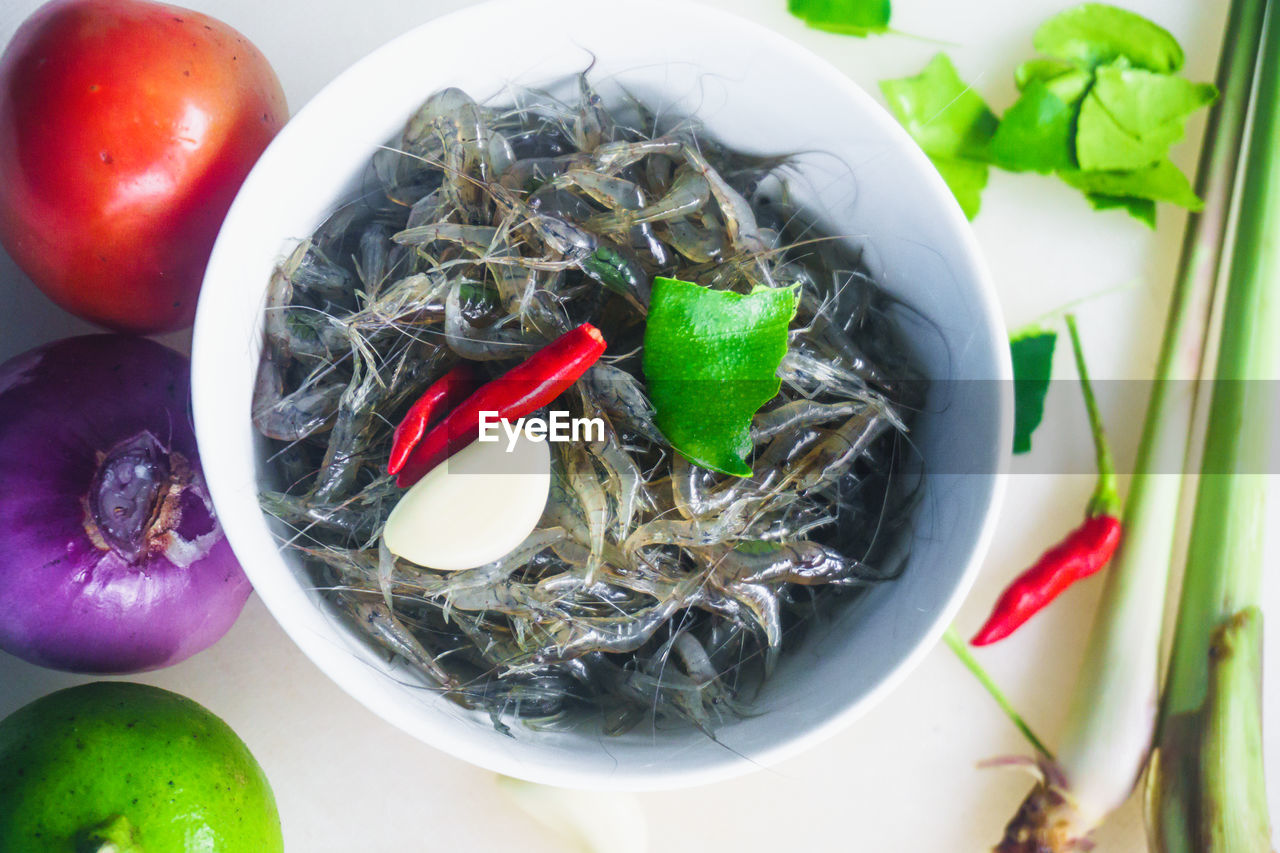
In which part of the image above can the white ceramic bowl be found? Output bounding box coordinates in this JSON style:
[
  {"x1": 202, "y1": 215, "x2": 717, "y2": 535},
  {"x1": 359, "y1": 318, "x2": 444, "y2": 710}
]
[{"x1": 193, "y1": 0, "x2": 1011, "y2": 790}]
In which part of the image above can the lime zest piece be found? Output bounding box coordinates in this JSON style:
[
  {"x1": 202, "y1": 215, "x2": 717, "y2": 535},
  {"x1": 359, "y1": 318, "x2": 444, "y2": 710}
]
[{"x1": 642, "y1": 277, "x2": 796, "y2": 477}]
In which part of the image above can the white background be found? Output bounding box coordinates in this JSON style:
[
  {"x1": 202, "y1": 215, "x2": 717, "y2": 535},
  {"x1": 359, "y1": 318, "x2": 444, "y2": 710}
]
[{"x1": 1, "y1": 0, "x2": 1276, "y2": 850}]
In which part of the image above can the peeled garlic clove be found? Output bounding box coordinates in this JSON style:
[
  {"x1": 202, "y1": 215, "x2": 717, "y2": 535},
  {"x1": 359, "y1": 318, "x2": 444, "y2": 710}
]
[{"x1": 382, "y1": 430, "x2": 551, "y2": 571}]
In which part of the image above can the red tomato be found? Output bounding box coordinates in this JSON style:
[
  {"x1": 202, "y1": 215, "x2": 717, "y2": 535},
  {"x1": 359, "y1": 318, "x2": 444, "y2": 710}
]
[{"x1": 0, "y1": 0, "x2": 287, "y2": 333}]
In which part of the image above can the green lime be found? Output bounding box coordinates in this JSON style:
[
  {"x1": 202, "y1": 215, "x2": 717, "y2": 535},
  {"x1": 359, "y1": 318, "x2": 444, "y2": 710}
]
[{"x1": 0, "y1": 682, "x2": 283, "y2": 853}]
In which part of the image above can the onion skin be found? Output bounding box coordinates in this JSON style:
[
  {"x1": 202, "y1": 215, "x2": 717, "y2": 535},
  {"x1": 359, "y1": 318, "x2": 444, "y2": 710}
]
[{"x1": 0, "y1": 334, "x2": 249, "y2": 673}]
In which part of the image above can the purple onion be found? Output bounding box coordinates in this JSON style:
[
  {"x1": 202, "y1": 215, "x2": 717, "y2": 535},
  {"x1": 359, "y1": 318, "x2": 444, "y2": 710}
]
[{"x1": 0, "y1": 334, "x2": 249, "y2": 673}]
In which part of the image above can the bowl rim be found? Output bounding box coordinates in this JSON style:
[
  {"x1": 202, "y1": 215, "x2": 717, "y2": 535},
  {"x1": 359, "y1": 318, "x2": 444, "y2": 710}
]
[{"x1": 193, "y1": 0, "x2": 1012, "y2": 791}]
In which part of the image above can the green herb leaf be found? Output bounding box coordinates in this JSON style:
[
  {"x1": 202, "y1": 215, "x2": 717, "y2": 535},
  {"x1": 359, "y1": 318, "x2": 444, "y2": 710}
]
[
  {"x1": 876, "y1": 10, "x2": 1208, "y2": 224},
  {"x1": 989, "y1": 80, "x2": 1077, "y2": 173},
  {"x1": 734, "y1": 540, "x2": 785, "y2": 555},
  {"x1": 880, "y1": 54, "x2": 997, "y2": 218},
  {"x1": 643, "y1": 278, "x2": 796, "y2": 476},
  {"x1": 1015, "y1": 60, "x2": 1094, "y2": 106},
  {"x1": 1011, "y1": 327, "x2": 1057, "y2": 454},
  {"x1": 1059, "y1": 158, "x2": 1203, "y2": 210},
  {"x1": 787, "y1": 0, "x2": 891, "y2": 36},
  {"x1": 931, "y1": 156, "x2": 990, "y2": 219},
  {"x1": 1075, "y1": 89, "x2": 1170, "y2": 171},
  {"x1": 1015, "y1": 58, "x2": 1073, "y2": 89},
  {"x1": 1076, "y1": 63, "x2": 1217, "y2": 171},
  {"x1": 1033, "y1": 2, "x2": 1185, "y2": 73},
  {"x1": 880, "y1": 53, "x2": 998, "y2": 160},
  {"x1": 1084, "y1": 193, "x2": 1158, "y2": 227}
]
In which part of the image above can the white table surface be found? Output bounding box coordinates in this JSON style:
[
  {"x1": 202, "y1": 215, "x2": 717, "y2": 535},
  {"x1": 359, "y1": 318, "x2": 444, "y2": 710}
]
[{"x1": 2, "y1": 1, "x2": 1276, "y2": 850}]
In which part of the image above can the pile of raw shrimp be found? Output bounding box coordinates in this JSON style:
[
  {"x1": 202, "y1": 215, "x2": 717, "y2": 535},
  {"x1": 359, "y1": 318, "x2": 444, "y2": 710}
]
[{"x1": 253, "y1": 73, "x2": 924, "y2": 736}]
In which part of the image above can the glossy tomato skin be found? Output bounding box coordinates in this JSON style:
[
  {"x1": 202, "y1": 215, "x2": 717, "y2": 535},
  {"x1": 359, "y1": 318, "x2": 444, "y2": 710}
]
[{"x1": 0, "y1": 0, "x2": 287, "y2": 333}]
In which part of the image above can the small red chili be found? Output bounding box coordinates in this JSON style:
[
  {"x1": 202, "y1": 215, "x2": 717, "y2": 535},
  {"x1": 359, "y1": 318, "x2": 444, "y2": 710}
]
[
  {"x1": 971, "y1": 513, "x2": 1122, "y2": 645},
  {"x1": 971, "y1": 314, "x2": 1124, "y2": 647},
  {"x1": 387, "y1": 363, "x2": 478, "y2": 477},
  {"x1": 394, "y1": 323, "x2": 607, "y2": 488}
]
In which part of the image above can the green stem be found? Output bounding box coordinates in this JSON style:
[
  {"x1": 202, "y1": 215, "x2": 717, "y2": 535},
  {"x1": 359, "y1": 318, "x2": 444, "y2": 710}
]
[
  {"x1": 1064, "y1": 314, "x2": 1120, "y2": 517},
  {"x1": 1148, "y1": 3, "x2": 1280, "y2": 848},
  {"x1": 944, "y1": 628, "x2": 1053, "y2": 761}
]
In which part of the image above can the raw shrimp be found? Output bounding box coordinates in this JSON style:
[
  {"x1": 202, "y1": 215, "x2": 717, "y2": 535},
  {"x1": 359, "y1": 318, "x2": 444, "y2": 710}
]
[
  {"x1": 252, "y1": 353, "x2": 343, "y2": 441},
  {"x1": 553, "y1": 169, "x2": 645, "y2": 211},
  {"x1": 781, "y1": 411, "x2": 892, "y2": 493},
  {"x1": 751, "y1": 398, "x2": 874, "y2": 443},
  {"x1": 579, "y1": 244, "x2": 651, "y2": 308},
  {"x1": 260, "y1": 490, "x2": 380, "y2": 542},
  {"x1": 564, "y1": 443, "x2": 610, "y2": 583},
  {"x1": 591, "y1": 137, "x2": 684, "y2": 173},
  {"x1": 582, "y1": 362, "x2": 664, "y2": 444},
  {"x1": 589, "y1": 426, "x2": 648, "y2": 540},
  {"x1": 700, "y1": 541, "x2": 877, "y2": 586},
  {"x1": 403, "y1": 87, "x2": 495, "y2": 210},
  {"x1": 254, "y1": 74, "x2": 922, "y2": 738},
  {"x1": 333, "y1": 591, "x2": 461, "y2": 693},
  {"x1": 571, "y1": 72, "x2": 613, "y2": 152},
  {"x1": 443, "y1": 279, "x2": 540, "y2": 360},
  {"x1": 659, "y1": 215, "x2": 726, "y2": 263},
  {"x1": 715, "y1": 581, "x2": 782, "y2": 674},
  {"x1": 588, "y1": 167, "x2": 710, "y2": 230},
  {"x1": 682, "y1": 144, "x2": 765, "y2": 253}
]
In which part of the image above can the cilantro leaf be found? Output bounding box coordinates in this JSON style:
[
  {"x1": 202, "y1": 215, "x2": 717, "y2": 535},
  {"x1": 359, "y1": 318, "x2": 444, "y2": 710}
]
[
  {"x1": 1076, "y1": 63, "x2": 1217, "y2": 170},
  {"x1": 788, "y1": 0, "x2": 890, "y2": 36},
  {"x1": 1011, "y1": 327, "x2": 1057, "y2": 454},
  {"x1": 643, "y1": 278, "x2": 796, "y2": 477},
  {"x1": 1033, "y1": 3, "x2": 1185, "y2": 73},
  {"x1": 989, "y1": 80, "x2": 1077, "y2": 173},
  {"x1": 1059, "y1": 158, "x2": 1203, "y2": 210},
  {"x1": 880, "y1": 54, "x2": 997, "y2": 218}
]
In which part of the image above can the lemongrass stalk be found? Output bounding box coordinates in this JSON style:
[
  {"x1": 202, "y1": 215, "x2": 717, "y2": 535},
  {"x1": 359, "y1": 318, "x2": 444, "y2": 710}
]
[
  {"x1": 1146, "y1": 4, "x2": 1280, "y2": 847},
  {"x1": 993, "y1": 0, "x2": 1268, "y2": 848}
]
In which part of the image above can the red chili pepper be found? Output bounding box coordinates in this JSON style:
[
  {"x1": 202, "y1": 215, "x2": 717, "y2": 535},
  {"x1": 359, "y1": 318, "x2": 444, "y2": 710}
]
[
  {"x1": 386, "y1": 363, "x2": 479, "y2": 477},
  {"x1": 394, "y1": 323, "x2": 607, "y2": 488},
  {"x1": 970, "y1": 513, "x2": 1122, "y2": 646},
  {"x1": 971, "y1": 314, "x2": 1124, "y2": 647}
]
